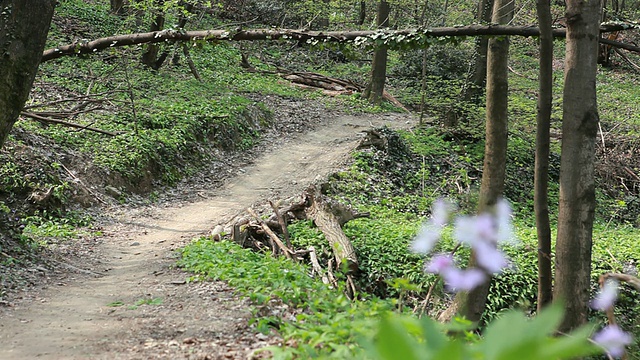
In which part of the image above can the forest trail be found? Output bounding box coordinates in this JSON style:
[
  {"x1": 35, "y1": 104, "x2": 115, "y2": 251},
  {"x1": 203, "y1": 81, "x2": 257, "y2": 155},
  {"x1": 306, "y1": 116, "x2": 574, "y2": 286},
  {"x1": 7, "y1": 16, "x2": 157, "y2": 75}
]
[{"x1": 0, "y1": 111, "x2": 416, "y2": 359}]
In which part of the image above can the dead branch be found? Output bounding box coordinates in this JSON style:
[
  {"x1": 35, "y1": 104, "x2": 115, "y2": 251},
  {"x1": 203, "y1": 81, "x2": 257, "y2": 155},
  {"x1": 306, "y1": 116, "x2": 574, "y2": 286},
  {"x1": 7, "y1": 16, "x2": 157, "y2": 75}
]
[
  {"x1": 247, "y1": 208, "x2": 294, "y2": 259},
  {"x1": 59, "y1": 163, "x2": 108, "y2": 205},
  {"x1": 304, "y1": 185, "x2": 360, "y2": 274},
  {"x1": 41, "y1": 24, "x2": 638, "y2": 63},
  {"x1": 20, "y1": 112, "x2": 121, "y2": 136},
  {"x1": 23, "y1": 91, "x2": 120, "y2": 110},
  {"x1": 308, "y1": 246, "x2": 330, "y2": 284},
  {"x1": 602, "y1": 272, "x2": 640, "y2": 291},
  {"x1": 269, "y1": 200, "x2": 291, "y2": 247},
  {"x1": 327, "y1": 258, "x2": 338, "y2": 287},
  {"x1": 614, "y1": 47, "x2": 640, "y2": 73},
  {"x1": 182, "y1": 43, "x2": 202, "y2": 82},
  {"x1": 382, "y1": 89, "x2": 409, "y2": 112}
]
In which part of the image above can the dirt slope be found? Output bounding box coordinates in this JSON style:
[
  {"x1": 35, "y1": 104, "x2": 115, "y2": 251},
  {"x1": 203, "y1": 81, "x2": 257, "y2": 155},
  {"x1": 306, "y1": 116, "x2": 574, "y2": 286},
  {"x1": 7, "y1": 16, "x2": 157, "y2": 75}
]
[{"x1": 0, "y1": 111, "x2": 416, "y2": 359}]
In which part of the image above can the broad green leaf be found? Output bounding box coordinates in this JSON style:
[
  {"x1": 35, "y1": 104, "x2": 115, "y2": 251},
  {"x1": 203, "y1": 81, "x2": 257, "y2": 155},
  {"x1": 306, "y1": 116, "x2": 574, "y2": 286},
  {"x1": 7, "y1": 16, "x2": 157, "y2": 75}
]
[
  {"x1": 420, "y1": 316, "x2": 448, "y2": 352},
  {"x1": 481, "y1": 310, "x2": 530, "y2": 359},
  {"x1": 540, "y1": 325, "x2": 601, "y2": 358},
  {"x1": 431, "y1": 339, "x2": 467, "y2": 360},
  {"x1": 374, "y1": 316, "x2": 421, "y2": 360},
  {"x1": 526, "y1": 303, "x2": 564, "y2": 338}
]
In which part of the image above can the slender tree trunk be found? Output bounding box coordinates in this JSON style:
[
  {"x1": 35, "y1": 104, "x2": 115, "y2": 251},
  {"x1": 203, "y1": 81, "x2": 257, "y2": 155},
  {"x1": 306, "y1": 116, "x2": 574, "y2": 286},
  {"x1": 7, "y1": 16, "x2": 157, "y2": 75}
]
[
  {"x1": 141, "y1": 0, "x2": 166, "y2": 69},
  {"x1": 535, "y1": 0, "x2": 554, "y2": 312},
  {"x1": 318, "y1": 0, "x2": 331, "y2": 28},
  {"x1": 0, "y1": 0, "x2": 56, "y2": 150},
  {"x1": 364, "y1": 1, "x2": 390, "y2": 105},
  {"x1": 450, "y1": 0, "x2": 513, "y2": 323},
  {"x1": 110, "y1": 0, "x2": 126, "y2": 14},
  {"x1": 553, "y1": 0, "x2": 601, "y2": 332},
  {"x1": 358, "y1": 1, "x2": 366, "y2": 25},
  {"x1": 462, "y1": 0, "x2": 494, "y2": 102}
]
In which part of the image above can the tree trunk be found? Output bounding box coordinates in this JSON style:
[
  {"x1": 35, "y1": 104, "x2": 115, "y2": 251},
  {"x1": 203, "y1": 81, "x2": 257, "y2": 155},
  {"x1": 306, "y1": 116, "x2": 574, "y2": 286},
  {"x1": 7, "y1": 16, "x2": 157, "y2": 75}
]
[
  {"x1": 535, "y1": 0, "x2": 554, "y2": 312},
  {"x1": 304, "y1": 185, "x2": 360, "y2": 274},
  {"x1": 462, "y1": 0, "x2": 494, "y2": 102},
  {"x1": 110, "y1": 0, "x2": 126, "y2": 14},
  {"x1": 141, "y1": 0, "x2": 166, "y2": 69},
  {"x1": 41, "y1": 25, "x2": 632, "y2": 63},
  {"x1": 452, "y1": 0, "x2": 513, "y2": 324},
  {"x1": 318, "y1": 0, "x2": 331, "y2": 28},
  {"x1": 358, "y1": 1, "x2": 366, "y2": 25},
  {"x1": 553, "y1": 0, "x2": 601, "y2": 332},
  {"x1": 364, "y1": 1, "x2": 390, "y2": 105},
  {"x1": 0, "y1": 0, "x2": 56, "y2": 150}
]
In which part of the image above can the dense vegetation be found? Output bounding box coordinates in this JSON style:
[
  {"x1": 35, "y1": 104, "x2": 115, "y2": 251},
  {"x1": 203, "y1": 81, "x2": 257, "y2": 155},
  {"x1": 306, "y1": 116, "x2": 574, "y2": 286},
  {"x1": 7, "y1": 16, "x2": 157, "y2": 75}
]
[{"x1": 2, "y1": 0, "x2": 640, "y2": 358}]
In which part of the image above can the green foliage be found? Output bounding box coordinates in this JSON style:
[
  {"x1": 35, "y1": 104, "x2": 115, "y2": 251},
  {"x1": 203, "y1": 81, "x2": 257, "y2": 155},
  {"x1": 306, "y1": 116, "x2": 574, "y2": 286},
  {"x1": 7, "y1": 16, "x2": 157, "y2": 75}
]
[
  {"x1": 178, "y1": 238, "x2": 398, "y2": 358},
  {"x1": 19, "y1": 210, "x2": 93, "y2": 245},
  {"x1": 367, "y1": 304, "x2": 600, "y2": 360}
]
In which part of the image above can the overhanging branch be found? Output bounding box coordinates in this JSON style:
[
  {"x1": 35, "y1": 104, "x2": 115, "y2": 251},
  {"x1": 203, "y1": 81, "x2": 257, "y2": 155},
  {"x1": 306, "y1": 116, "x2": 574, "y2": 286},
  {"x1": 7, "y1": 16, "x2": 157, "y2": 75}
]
[{"x1": 41, "y1": 23, "x2": 640, "y2": 63}]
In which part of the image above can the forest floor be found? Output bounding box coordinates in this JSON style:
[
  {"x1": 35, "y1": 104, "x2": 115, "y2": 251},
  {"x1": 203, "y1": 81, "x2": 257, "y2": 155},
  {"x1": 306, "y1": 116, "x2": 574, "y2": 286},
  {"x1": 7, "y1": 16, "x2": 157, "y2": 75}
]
[{"x1": 0, "y1": 97, "x2": 416, "y2": 359}]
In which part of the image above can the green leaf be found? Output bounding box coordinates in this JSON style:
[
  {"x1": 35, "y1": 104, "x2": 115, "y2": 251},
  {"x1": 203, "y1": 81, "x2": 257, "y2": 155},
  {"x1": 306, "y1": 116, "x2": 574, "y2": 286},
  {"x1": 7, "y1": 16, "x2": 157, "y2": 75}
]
[
  {"x1": 526, "y1": 302, "x2": 564, "y2": 338},
  {"x1": 374, "y1": 316, "x2": 421, "y2": 360},
  {"x1": 420, "y1": 316, "x2": 448, "y2": 352},
  {"x1": 540, "y1": 325, "x2": 601, "y2": 358},
  {"x1": 431, "y1": 339, "x2": 466, "y2": 360}
]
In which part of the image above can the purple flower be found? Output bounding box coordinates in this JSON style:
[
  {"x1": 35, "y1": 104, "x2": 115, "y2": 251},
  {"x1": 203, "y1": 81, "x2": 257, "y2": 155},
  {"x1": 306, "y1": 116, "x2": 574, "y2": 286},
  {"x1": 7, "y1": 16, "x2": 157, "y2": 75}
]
[
  {"x1": 591, "y1": 280, "x2": 619, "y2": 311},
  {"x1": 411, "y1": 200, "x2": 453, "y2": 254},
  {"x1": 441, "y1": 267, "x2": 486, "y2": 292},
  {"x1": 473, "y1": 240, "x2": 508, "y2": 274},
  {"x1": 454, "y1": 214, "x2": 496, "y2": 246},
  {"x1": 496, "y1": 199, "x2": 516, "y2": 245},
  {"x1": 593, "y1": 325, "x2": 633, "y2": 358},
  {"x1": 431, "y1": 199, "x2": 453, "y2": 227},
  {"x1": 411, "y1": 224, "x2": 441, "y2": 254},
  {"x1": 425, "y1": 254, "x2": 454, "y2": 274}
]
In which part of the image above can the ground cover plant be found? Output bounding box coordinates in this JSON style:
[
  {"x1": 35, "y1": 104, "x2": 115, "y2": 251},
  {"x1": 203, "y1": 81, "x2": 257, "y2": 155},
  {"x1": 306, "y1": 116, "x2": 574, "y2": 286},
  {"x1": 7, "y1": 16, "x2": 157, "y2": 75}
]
[{"x1": 3, "y1": 0, "x2": 640, "y2": 358}]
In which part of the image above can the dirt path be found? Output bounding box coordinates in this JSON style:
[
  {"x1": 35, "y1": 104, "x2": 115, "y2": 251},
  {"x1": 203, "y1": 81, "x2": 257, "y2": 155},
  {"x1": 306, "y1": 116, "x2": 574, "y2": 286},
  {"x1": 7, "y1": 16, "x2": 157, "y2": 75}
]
[{"x1": 0, "y1": 112, "x2": 415, "y2": 359}]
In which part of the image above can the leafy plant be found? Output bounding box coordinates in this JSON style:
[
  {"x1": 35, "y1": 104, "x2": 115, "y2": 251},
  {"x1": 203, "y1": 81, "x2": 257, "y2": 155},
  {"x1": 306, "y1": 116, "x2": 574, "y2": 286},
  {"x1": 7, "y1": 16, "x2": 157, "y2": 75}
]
[{"x1": 367, "y1": 303, "x2": 600, "y2": 360}]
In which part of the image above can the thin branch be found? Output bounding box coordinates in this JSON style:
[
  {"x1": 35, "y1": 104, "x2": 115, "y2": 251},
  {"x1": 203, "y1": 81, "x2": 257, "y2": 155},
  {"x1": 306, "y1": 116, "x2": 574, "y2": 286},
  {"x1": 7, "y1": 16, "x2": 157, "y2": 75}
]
[
  {"x1": 20, "y1": 112, "x2": 121, "y2": 136},
  {"x1": 247, "y1": 208, "x2": 294, "y2": 259},
  {"x1": 269, "y1": 200, "x2": 291, "y2": 248}
]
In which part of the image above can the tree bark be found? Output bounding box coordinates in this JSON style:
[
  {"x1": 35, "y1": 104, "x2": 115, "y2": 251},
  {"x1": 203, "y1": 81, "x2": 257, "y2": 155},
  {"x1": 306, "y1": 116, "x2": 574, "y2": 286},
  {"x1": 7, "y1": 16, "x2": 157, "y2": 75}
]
[
  {"x1": 110, "y1": 0, "x2": 126, "y2": 14},
  {"x1": 0, "y1": 0, "x2": 56, "y2": 150},
  {"x1": 553, "y1": 0, "x2": 601, "y2": 332},
  {"x1": 141, "y1": 0, "x2": 166, "y2": 69},
  {"x1": 41, "y1": 24, "x2": 631, "y2": 63},
  {"x1": 358, "y1": 1, "x2": 366, "y2": 25},
  {"x1": 364, "y1": 1, "x2": 390, "y2": 105},
  {"x1": 453, "y1": 0, "x2": 513, "y2": 324},
  {"x1": 304, "y1": 185, "x2": 360, "y2": 274},
  {"x1": 535, "y1": 0, "x2": 554, "y2": 312},
  {"x1": 462, "y1": 0, "x2": 494, "y2": 102}
]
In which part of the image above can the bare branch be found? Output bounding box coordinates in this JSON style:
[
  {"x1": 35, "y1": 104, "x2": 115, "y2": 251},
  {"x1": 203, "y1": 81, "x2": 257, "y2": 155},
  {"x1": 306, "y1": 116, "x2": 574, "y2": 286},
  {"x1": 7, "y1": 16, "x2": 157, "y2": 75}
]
[{"x1": 20, "y1": 112, "x2": 121, "y2": 136}]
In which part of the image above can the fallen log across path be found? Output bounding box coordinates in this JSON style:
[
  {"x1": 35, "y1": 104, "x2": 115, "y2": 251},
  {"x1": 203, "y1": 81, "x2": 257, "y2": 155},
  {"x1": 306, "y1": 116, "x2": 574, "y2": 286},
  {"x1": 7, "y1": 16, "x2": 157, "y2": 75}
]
[{"x1": 217, "y1": 184, "x2": 369, "y2": 298}]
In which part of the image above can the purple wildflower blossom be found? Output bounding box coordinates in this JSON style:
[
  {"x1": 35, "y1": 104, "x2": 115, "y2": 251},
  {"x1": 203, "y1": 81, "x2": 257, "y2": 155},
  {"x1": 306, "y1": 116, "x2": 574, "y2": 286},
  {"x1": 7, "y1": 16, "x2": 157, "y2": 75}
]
[
  {"x1": 441, "y1": 267, "x2": 486, "y2": 292},
  {"x1": 431, "y1": 199, "x2": 453, "y2": 227},
  {"x1": 454, "y1": 214, "x2": 496, "y2": 246},
  {"x1": 411, "y1": 199, "x2": 454, "y2": 254},
  {"x1": 425, "y1": 254, "x2": 454, "y2": 274},
  {"x1": 411, "y1": 224, "x2": 441, "y2": 254},
  {"x1": 496, "y1": 199, "x2": 516, "y2": 245},
  {"x1": 473, "y1": 240, "x2": 508, "y2": 274},
  {"x1": 591, "y1": 280, "x2": 619, "y2": 311},
  {"x1": 593, "y1": 325, "x2": 633, "y2": 358}
]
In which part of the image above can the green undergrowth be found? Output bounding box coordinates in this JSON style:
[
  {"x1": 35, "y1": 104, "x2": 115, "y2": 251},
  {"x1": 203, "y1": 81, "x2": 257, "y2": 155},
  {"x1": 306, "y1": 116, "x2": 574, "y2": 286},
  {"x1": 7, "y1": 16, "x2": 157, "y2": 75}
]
[
  {"x1": 178, "y1": 238, "x2": 398, "y2": 358},
  {"x1": 284, "y1": 125, "x2": 640, "y2": 355}
]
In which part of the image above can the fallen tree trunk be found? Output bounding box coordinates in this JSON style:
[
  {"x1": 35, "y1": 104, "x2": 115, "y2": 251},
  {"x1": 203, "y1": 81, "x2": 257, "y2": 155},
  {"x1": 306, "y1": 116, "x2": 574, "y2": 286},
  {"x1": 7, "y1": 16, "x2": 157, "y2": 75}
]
[
  {"x1": 41, "y1": 23, "x2": 639, "y2": 63},
  {"x1": 303, "y1": 185, "x2": 361, "y2": 274}
]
